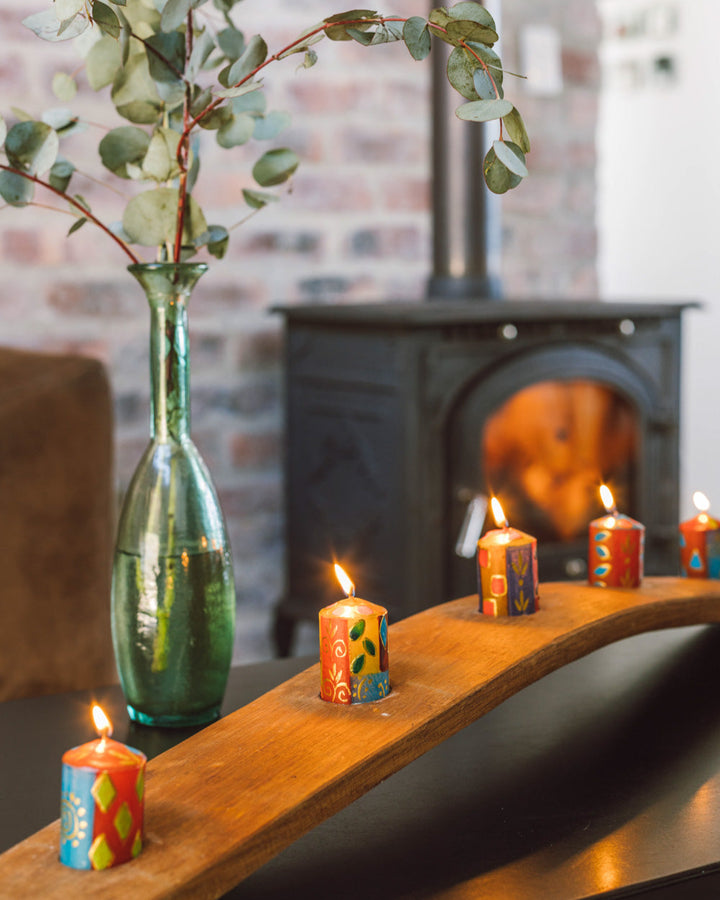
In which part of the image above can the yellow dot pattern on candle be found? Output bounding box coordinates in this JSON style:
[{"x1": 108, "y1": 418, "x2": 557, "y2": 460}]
[{"x1": 60, "y1": 793, "x2": 88, "y2": 849}]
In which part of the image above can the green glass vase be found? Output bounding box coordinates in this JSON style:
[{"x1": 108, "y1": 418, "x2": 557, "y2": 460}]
[{"x1": 111, "y1": 262, "x2": 236, "y2": 727}]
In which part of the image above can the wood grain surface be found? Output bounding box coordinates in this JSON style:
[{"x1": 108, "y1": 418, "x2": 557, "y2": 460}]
[{"x1": 2, "y1": 577, "x2": 720, "y2": 899}]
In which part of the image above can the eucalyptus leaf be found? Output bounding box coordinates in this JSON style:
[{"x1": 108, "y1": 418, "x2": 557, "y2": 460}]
[
  {"x1": 252, "y1": 111, "x2": 290, "y2": 140},
  {"x1": 326, "y1": 20, "x2": 370, "y2": 41},
  {"x1": 252, "y1": 147, "x2": 299, "y2": 187},
  {"x1": 324, "y1": 9, "x2": 377, "y2": 23},
  {"x1": 197, "y1": 103, "x2": 233, "y2": 130},
  {"x1": 277, "y1": 27, "x2": 324, "y2": 59},
  {"x1": 502, "y1": 106, "x2": 530, "y2": 153},
  {"x1": 22, "y1": 9, "x2": 89, "y2": 41},
  {"x1": 472, "y1": 65, "x2": 501, "y2": 100},
  {"x1": 483, "y1": 144, "x2": 522, "y2": 194},
  {"x1": 143, "y1": 126, "x2": 182, "y2": 181},
  {"x1": 111, "y1": 53, "x2": 164, "y2": 124},
  {"x1": 190, "y1": 87, "x2": 214, "y2": 119},
  {"x1": 492, "y1": 139, "x2": 528, "y2": 177},
  {"x1": 446, "y1": 19, "x2": 497, "y2": 46},
  {"x1": 122, "y1": 186, "x2": 207, "y2": 246},
  {"x1": 324, "y1": 11, "x2": 378, "y2": 42},
  {"x1": 92, "y1": 1, "x2": 121, "y2": 39},
  {"x1": 455, "y1": 98, "x2": 512, "y2": 122},
  {"x1": 242, "y1": 188, "x2": 278, "y2": 209},
  {"x1": 226, "y1": 34, "x2": 267, "y2": 86},
  {"x1": 346, "y1": 28, "x2": 374, "y2": 45},
  {"x1": 214, "y1": 81, "x2": 263, "y2": 100},
  {"x1": 448, "y1": 2, "x2": 496, "y2": 30},
  {"x1": 232, "y1": 90, "x2": 266, "y2": 114},
  {"x1": 467, "y1": 42, "x2": 504, "y2": 90},
  {"x1": 86, "y1": 34, "x2": 123, "y2": 90},
  {"x1": 160, "y1": 0, "x2": 202, "y2": 33},
  {"x1": 5, "y1": 121, "x2": 59, "y2": 176},
  {"x1": 41, "y1": 108, "x2": 80, "y2": 133},
  {"x1": 301, "y1": 49, "x2": 318, "y2": 69},
  {"x1": 52, "y1": 72, "x2": 77, "y2": 102},
  {"x1": 146, "y1": 31, "x2": 186, "y2": 83},
  {"x1": 403, "y1": 17, "x2": 431, "y2": 60},
  {"x1": 73, "y1": 194, "x2": 91, "y2": 212},
  {"x1": 99, "y1": 125, "x2": 152, "y2": 178},
  {"x1": 186, "y1": 142, "x2": 200, "y2": 192},
  {"x1": 0, "y1": 170, "x2": 33, "y2": 206},
  {"x1": 56, "y1": 0, "x2": 85, "y2": 19},
  {"x1": 187, "y1": 29, "x2": 216, "y2": 82},
  {"x1": 196, "y1": 224, "x2": 229, "y2": 258},
  {"x1": 216, "y1": 113, "x2": 255, "y2": 148},
  {"x1": 217, "y1": 26, "x2": 245, "y2": 60},
  {"x1": 447, "y1": 45, "x2": 480, "y2": 101},
  {"x1": 49, "y1": 158, "x2": 75, "y2": 193},
  {"x1": 427, "y1": 8, "x2": 452, "y2": 37},
  {"x1": 68, "y1": 216, "x2": 88, "y2": 236}
]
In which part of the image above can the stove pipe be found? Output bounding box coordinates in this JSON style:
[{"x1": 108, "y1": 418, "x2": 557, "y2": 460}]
[{"x1": 427, "y1": 38, "x2": 502, "y2": 301}]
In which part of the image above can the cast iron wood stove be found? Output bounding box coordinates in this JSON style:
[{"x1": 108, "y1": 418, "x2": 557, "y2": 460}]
[
  {"x1": 275, "y1": 300, "x2": 689, "y2": 654},
  {"x1": 273, "y1": 41, "x2": 690, "y2": 654}
]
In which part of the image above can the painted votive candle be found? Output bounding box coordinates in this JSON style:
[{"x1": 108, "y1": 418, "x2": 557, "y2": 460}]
[
  {"x1": 319, "y1": 564, "x2": 390, "y2": 704},
  {"x1": 477, "y1": 497, "x2": 539, "y2": 616},
  {"x1": 679, "y1": 491, "x2": 720, "y2": 578},
  {"x1": 60, "y1": 705, "x2": 146, "y2": 870},
  {"x1": 588, "y1": 484, "x2": 644, "y2": 588}
]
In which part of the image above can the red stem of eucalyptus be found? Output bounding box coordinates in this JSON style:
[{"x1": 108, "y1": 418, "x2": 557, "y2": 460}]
[
  {"x1": 172, "y1": 9, "x2": 195, "y2": 263},
  {"x1": 170, "y1": 16, "x2": 407, "y2": 263},
  {"x1": 0, "y1": 163, "x2": 140, "y2": 263}
]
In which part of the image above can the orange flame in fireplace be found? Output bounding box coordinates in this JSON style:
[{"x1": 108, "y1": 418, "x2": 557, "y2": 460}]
[{"x1": 481, "y1": 381, "x2": 638, "y2": 541}]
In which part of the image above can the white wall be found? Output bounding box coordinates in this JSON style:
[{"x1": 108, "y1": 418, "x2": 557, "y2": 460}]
[{"x1": 597, "y1": 0, "x2": 720, "y2": 518}]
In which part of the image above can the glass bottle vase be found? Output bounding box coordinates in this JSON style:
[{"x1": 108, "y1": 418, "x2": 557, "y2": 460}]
[{"x1": 111, "y1": 262, "x2": 236, "y2": 727}]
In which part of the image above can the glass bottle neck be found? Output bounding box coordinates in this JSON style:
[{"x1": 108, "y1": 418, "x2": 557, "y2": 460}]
[
  {"x1": 149, "y1": 296, "x2": 190, "y2": 441},
  {"x1": 128, "y1": 262, "x2": 207, "y2": 444}
]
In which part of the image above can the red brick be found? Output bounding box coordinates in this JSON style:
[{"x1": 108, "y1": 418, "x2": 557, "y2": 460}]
[{"x1": 230, "y1": 431, "x2": 282, "y2": 469}]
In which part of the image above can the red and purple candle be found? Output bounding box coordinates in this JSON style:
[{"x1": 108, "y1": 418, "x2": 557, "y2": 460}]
[
  {"x1": 60, "y1": 705, "x2": 146, "y2": 870},
  {"x1": 679, "y1": 491, "x2": 720, "y2": 578},
  {"x1": 588, "y1": 484, "x2": 644, "y2": 588},
  {"x1": 477, "y1": 498, "x2": 539, "y2": 616}
]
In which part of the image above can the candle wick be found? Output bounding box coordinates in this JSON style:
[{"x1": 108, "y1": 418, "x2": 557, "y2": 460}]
[{"x1": 349, "y1": 586, "x2": 356, "y2": 598}]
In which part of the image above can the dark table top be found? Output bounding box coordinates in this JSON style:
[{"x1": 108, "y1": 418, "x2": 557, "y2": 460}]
[{"x1": 4, "y1": 627, "x2": 720, "y2": 899}]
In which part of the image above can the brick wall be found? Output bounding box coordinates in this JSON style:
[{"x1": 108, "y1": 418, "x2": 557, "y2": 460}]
[{"x1": 0, "y1": 1, "x2": 599, "y2": 661}]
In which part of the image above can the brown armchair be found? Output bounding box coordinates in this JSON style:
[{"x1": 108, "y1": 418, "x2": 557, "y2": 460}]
[{"x1": 0, "y1": 347, "x2": 117, "y2": 700}]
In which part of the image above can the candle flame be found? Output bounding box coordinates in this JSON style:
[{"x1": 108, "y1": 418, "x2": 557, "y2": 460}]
[
  {"x1": 490, "y1": 497, "x2": 508, "y2": 528},
  {"x1": 334, "y1": 563, "x2": 355, "y2": 598},
  {"x1": 599, "y1": 484, "x2": 615, "y2": 513},
  {"x1": 92, "y1": 704, "x2": 113, "y2": 739},
  {"x1": 693, "y1": 491, "x2": 711, "y2": 513}
]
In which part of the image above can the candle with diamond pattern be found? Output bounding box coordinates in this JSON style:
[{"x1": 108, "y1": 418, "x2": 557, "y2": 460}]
[
  {"x1": 60, "y1": 705, "x2": 146, "y2": 870},
  {"x1": 477, "y1": 497, "x2": 539, "y2": 616},
  {"x1": 319, "y1": 564, "x2": 390, "y2": 704},
  {"x1": 679, "y1": 491, "x2": 720, "y2": 578},
  {"x1": 588, "y1": 484, "x2": 644, "y2": 587}
]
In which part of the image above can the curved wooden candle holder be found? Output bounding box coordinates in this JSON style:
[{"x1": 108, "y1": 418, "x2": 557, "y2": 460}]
[{"x1": 3, "y1": 577, "x2": 720, "y2": 898}]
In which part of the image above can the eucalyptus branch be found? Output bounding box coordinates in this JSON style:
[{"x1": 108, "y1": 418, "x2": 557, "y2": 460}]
[
  {"x1": 6, "y1": 1, "x2": 529, "y2": 265},
  {"x1": 0, "y1": 163, "x2": 139, "y2": 263}
]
